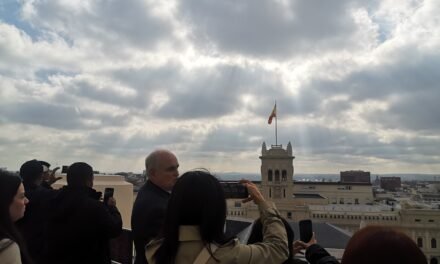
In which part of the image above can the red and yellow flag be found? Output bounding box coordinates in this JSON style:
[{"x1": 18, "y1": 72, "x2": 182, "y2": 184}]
[{"x1": 268, "y1": 104, "x2": 276, "y2": 124}]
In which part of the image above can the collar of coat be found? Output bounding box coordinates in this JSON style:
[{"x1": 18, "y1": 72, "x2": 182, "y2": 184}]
[{"x1": 178, "y1": 226, "x2": 201, "y2": 241}]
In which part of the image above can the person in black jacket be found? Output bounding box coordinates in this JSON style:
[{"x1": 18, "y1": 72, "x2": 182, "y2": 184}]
[
  {"x1": 295, "y1": 225, "x2": 427, "y2": 264},
  {"x1": 44, "y1": 162, "x2": 122, "y2": 264},
  {"x1": 293, "y1": 233, "x2": 340, "y2": 264},
  {"x1": 131, "y1": 149, "x2": 179, "y2": 264},
  {"x1": 16, "y1": 159, "x2": 58, "y2": 264}
]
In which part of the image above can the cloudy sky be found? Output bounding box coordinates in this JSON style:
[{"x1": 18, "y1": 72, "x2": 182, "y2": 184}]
[{"x1": 1, "y1": 0, "x2": 439, "y2": 174}]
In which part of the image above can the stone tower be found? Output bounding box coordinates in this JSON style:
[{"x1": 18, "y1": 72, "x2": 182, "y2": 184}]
[{"x1": 260, "y1": 142, "x2": 295, "y2": 201}]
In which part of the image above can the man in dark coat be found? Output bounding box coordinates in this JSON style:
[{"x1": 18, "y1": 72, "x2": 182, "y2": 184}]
[
  {"x1": 16, "y1": 159, "x2": 58, "y2": 264},
  {"x1": 44, "y1": 162, "x2": 122, "y2": 264},
  {"x1": 131, "y1": 150, "x2": 179, "y2": 264}
]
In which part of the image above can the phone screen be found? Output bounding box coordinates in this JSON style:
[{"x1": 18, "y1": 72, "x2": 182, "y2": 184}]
[
  {"x1": 299, "y1": 219, "x2": 313, "y2": 242},
  {"x1": 220, "y1": 181, "x2": 249, "y2": 199},
  {"x1": 103, "y1": 187, "x2": 114, "y2": 204}
]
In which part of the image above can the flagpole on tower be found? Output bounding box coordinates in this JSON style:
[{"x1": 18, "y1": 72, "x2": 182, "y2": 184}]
[{"x1": 275, "y1": 101, "x2": 277, "y2": 145}]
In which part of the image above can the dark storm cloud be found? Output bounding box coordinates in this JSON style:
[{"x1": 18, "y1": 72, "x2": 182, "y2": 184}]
[
  {"x1": 178, "y1": 0, "x2": 370, "y2": 58},
  {"x1": 0, "y1": 101, "x2": 130, "y2": 129}
]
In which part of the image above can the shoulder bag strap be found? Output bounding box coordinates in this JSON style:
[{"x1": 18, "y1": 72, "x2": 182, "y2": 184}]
[{"x1": 193, "y1": 244, "x2": 219, "y2": 264}]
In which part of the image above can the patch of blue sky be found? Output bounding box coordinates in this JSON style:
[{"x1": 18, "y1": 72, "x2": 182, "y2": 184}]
[
  {"x1": 371, "y1": 17, "x2": 394, "y2": 44},
  {"x1": 0, "y1": 0, "x2": 42, "y2": 41},
  {"x1": 36, "y1": 69, "x2": 78, "y2": 82},
  {"x1": 363, "y1": 2, "x2": 393, "y2": 44}
]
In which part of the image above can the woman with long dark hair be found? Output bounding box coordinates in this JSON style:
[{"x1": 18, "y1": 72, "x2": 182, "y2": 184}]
[
  {"x1": 146, "y1": 170, "x2": 289, "y2": 264},
  {"x1": 0, "y1": 170, "x2": 32, "y2": 264}
]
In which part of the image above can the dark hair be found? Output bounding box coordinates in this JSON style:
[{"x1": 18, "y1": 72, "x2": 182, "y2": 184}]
[
  {"x1": 154, "y1": 170, "x2": 229, "y2": 264},
  {"x1": 19, "y1": 159, "x2": 43, "y2": 184},
  {"x1": 0, "y1": 170, "x2": 33, "y2": 264},
  {"x1": 66, "y1": 162, "x2": 93, "y2": 187},
  {"x1": 342, "y1": 226, "x2": 427, "y2": 264},
  {"x1": 247, "y1": 217, "x2": 295, "y2": 261}
]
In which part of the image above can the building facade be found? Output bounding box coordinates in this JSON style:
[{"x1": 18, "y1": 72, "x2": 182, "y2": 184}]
[
  {"x1": 226, "y1": 142, "x2": 440, "y2": 263},
  {"x1": 381, "y1": 176, "x2": 402, "y2": 191},
  {"x1": 340, "y1": 170, "x2": 371, "y2": 183}
]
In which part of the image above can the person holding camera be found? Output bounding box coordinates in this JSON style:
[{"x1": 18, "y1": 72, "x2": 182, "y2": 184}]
[
  {"x1": 16, "y1": 159, "x2": 58, "y2": 264},
  {"x1": 44, "y1": 162, "x2": 122, "y2": 264},
  {"x1": 146, "y1": 170, "x2": 289, "y2": 264}
]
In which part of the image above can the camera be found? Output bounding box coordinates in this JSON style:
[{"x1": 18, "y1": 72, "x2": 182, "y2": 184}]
[{"x1": 219, "y1": 181, "x2": 249, "y2": 199}]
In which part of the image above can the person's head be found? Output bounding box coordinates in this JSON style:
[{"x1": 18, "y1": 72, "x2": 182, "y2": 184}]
[
  {"x1": 20, "y1": 159, "x2": 43, "y2": 185},
  {"x1": 0, "y1": 170, "x2": 28, "y2": 230},
  {"x1": 39, "y1": 160, "x2": 51, "y2": 181},
  {"x1": 66, "y1": 162, "x2": 94, "y2": 188},
  {"x1": 248, "y1": 217, "x2": 295, "y2": 260},
  {"x1": 342, "y1": 226, "x2": 427, "y2": 264},
  {"x1": 145, "y1": 149, "x2": 179, "y2": 191},
  {"x1": 0, "y1": 170, "x2": 32, "y2": 263},
  {"x1": 154, "y1": 170, "x2": 228, "y2": 263}
]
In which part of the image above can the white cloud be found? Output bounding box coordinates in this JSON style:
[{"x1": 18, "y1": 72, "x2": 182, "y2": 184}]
[{"x1": 1, "y1": 0, "x2": 439, "y2": 174}]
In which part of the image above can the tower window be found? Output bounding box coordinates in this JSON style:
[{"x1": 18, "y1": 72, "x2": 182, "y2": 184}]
[
  {"x1": 282, "y1": 170, "x2": 287, "y2": 181},
  {"x1": 432, "y1": 238, "x2": 437, "y2": 249},
  {"x1": 417, "y1": 237, "x2": 423, "y2": 248},
  {"x1": 268, "y1": 170, "x2": 273, "y2": 181},
  {"x1": 275, "y1": 170, "x2": 280, "y2": 182}
]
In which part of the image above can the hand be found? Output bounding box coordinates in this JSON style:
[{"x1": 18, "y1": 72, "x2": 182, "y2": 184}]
[
  {"x1": 292, "y1": 240, "x2": 307, "y2": 256},
  {"x1": 107, "y1": 197, "x2": 116, "y2": 207},
  {"x1": 292, "y1": 233, "x2": 317, "y2": 256},
  {"x1": 47, "y1": 167, "x2": 62, "y2": 185},
  {"x1": 240, "y1": 179, "x2": 265, "y2": 205}
]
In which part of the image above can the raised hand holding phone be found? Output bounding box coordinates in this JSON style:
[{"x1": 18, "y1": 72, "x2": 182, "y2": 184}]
[{"x1": 103, "y1": 187, "x2": 115, "y2": 206}]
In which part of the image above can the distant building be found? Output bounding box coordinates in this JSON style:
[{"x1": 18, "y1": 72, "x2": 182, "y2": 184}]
[
  {"x1": 340, "y1": 170, "x2": 371, "y2": 183},
  {"x1": 373, "y1": 175, "x2": 380, "y2": 186},
  {"x1": 381, "y1": 177, "x2": 402, "y2": 191},
  {"x1": 224, "y1": 142, "x2": 440, "y2": 263}
]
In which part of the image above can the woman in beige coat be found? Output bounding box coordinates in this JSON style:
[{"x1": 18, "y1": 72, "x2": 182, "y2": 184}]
[{"x1": 146, "y1": 170, "x2": 288, "y2": 264}]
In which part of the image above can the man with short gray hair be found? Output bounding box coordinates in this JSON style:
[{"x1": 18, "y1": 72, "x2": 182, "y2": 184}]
[{"x1": 131, "y1": 150, "x2": 179, "y2": 264}]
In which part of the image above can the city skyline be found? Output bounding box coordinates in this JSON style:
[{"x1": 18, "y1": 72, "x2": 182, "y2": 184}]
[{"x1": 1, "y1": 0, "x2": 439, "y2": 174}]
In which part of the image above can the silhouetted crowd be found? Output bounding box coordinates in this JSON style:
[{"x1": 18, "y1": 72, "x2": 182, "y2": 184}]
[{"x1": 0, "y1": 150, "x2": 429, "y2": 264}]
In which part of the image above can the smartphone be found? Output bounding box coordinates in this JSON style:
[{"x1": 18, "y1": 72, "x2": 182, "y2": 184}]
[
  {"x1": 299, "y1": 219, "x2": 313, "y2": 242},
  {"x1": 103, "y1": 187, "x2": 114, "y2": 205},
  {"x1": 219, "y1": 181, "x2": 249, "y2": 199}
]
